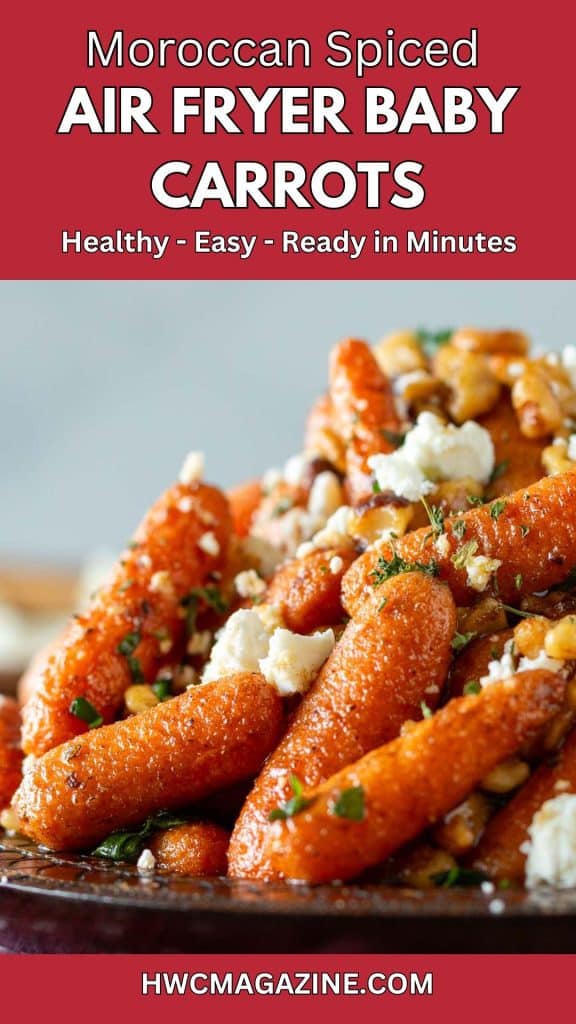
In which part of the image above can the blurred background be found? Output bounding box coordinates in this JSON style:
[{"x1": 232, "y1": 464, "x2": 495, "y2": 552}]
[{"x1": 2, "y1": 279, "x2": 574, "y2": 565}]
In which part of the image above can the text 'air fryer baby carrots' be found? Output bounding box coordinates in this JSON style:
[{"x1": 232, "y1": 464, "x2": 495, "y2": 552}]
[
  {"x1": 342, "y1": 469, "x2": 576, "y2": 617},
  {"x1": 472, "y1": 727, "x2": 576, "y2": 883},
  {"x1": 228, "y1": 571, "x2": 456, "y2": 880},
  {"x1": 149, "y1": 821, "x2": 229, "y2": 876},
  {"x1": 0, "y1": 697, "x2": 23, "y2": 810},
  {"x1": 22, "y1": 480, "x2": 231, "y2": 757},
  {"x1": 14, "y1": 673, "x2": 282, "y2": 851},
  {"x1": 330, "y1": 338, "x2": 401, "y2": 504},
  {"x1": 264, "y1": 671, "x2": 565, "y2": 884}
]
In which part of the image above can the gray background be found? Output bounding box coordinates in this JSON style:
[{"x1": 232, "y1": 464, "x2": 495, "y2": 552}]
[{"x1": 1, "y1": 280, "x2": 574, "y2": 565}]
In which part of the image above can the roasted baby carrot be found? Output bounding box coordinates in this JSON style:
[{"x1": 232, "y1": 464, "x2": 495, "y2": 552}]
[
  {"x1": 343, "y1": 469, "x2": 576, "y2": 617},
  {"x1": 265, "y1": 547, "x2": 356, "y2": 633},
  {"x1": 329, "y1": 339, "x2": 401, "y2": 504},
  {"x1": 264, "y1": 670, "x2": 565, "y2": 884},
  {"x1": 472, "y1": 727, "x2": 576, "y2": 883},
  {"x1": 0, "y1": 697, "x2": 22, "y2": 810},
  {"x1": 14, "y1": 673, "x2": 282, "y2": 851},
  {"x1": 479, "y1": 398, "x2": 545, "y2": 498},
  {"x1": 228, "y1": 571, "x2": 456, "y2": 879},
  {"x1": 227, "y1": 479, "x2": 263, "y2": 537},
  {"x1": 149, "y1": 821, "x2": 229, "y2": 876},
  {"x1": 22, "y1": 481, "x2": 231, "y2": 757}
]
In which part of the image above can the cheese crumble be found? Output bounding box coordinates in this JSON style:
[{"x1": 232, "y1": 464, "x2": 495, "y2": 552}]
[
  {"x1": 523, "y1": 794, "x2": 576, "y2": 888},
  {"x1": 179, "y1": 450, "x2": 205, "y2": 485},
  {"x1": 481, "y1": 638, "x2": 564, "y2": 687},
  {"x1": 234, "y1": 569, "x2": 267, "y2": 600},
  {"x1": 198, "y1": 531, "x2": 220, "y2": 556},
  {"x1": 137, "y1": 848, "x2": 156, "y2": 874},
  {"x1": 368, "y1": 411, "x2": 495, "y2": 502}
]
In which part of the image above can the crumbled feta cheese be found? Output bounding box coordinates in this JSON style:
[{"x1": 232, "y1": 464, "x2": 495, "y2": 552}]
[
  {"x1": 202, "y1": 609, "x2": 271, "y2": 683},
  {"x1": 296, "y1": 541, "x2": 315, "y2": 559},
  {"x1": 465, "y1": 554, "x2": 502, "y2": 592},
  {"x1": 369, "y1": 412, "x2": 495, "y2": 502},
  {"x1": 235, "y1": 536, "x2": 283, "y2": 578},
  {"x1": 179, "y1": 450, "x2": 205, "y2": 485},
  {"x1": 137, "y1": 848, "x2": 156, "y2": 874},
  {"x1": 435, "y1": 534, "x2": 451, "y2": 558},
  {"x1": 187, "y1": 630, "x2": 212, "y2": 657},
  {"x1": 507, "y1": 361, "x2": 525, "y2": 379},
  {"x1": 284, "y1": 453, "x2": 312, "y2": 488},
  {"x1": 261, "y1": 467, "x2": 283, "y2": 493},
  {"x1": 481, "y1": 881, "x2": 495, "y2": 895},
  {"x1": 198, "y1": 531, "x2": 220, "y2": 556},
  {"x1": 304, "y1": 505, "x2": 356, "y2": 554},
  {"x1": 561, "y1": 345, "x2": 576, "y2": 389},
  {"x1": 481, "y1": 639, "x2": 564, "y2": 687},
  {"x1": 329, "y1": 555, "x2": 344, "y2": 575},
  {"x1": 524, "y1": 794, "x2": 576, "y2": 888},
  {"x1": 307, "y1": 471, "x2": 344, "y2": 523},
  {"x1": 253, "y1": 604, "x2": 285, "y2": 632},
  {"x1": 554, "y1": 779, "x2": 571, "y2": 793},
  {"x1": 178, "y1": 496, "x2": 194, "y2": 513},
  {"x1": 489, "y1": 898, "x2": 505, "y2": 915},
  {"x1": 258, "y1": 628, "x2": 335, "y2": 696},
  {"x1": 235, "y1": 569, "x2": 267, "y2": 600},
  {"x1": 568, "y1": 434, "x2": 576, "y2": 462},
  {"x1": 138, "y1": 553, "x2": 152, "y2": 570},
  {"x1": 149, "y1": 571, "x2": 174, "y2": 597}
]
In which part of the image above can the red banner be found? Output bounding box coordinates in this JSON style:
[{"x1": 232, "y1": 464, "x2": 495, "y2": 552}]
[
  {"x1": 1, "y1": 0, "x2": 574, "y2": 278},
  {"x1": 0, "y1": 953, "x2": 573, "y2": 1020}
]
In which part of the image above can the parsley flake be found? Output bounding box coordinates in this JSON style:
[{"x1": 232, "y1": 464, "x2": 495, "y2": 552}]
[
  {"x1": 451, "y1": 539, "x2": 479, "y2": 570},
  {"x1": 93, "y1": 811, "x2": 188, "y2": 863},
  {"x1": 463, "y1": 680, "x2": 481, "y2": 696},
  {"x1": 332, "y1": 785, "x2": 365, "y2": 821},
  {"x1": 268, "y1": 775, "x2": 314, "y2": 822},
  {"x1": 489, "y1": 500, "x2": 507, "y2": 520},
  {"x1": 452, "y1": 631, "x2": 476, "y2": 653},
  {"x1": 69, "y1": 697, "x2": 103, "y2": 729},
  {"x1": 370, "y1": 549, "x2": 439, "y2": 587}
]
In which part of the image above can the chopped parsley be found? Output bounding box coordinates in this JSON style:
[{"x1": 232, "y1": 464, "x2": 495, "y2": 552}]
[
  {"x1": 514, "y1": 574, "x2": 523, "y2": 591},
  {"x1": 489, "y1": 460, "x2": 510, "y2": 485},
  {"x1": 520, "y1": 524, "x2": 530, "y2": 538},
  {"x1": 380, "y1": 428, "x2": 406, "y2": 449},
  {"x1": 489, "y1": 500, "x2": 507, "y2": 520},
  {"x1": 463, "y1": 680, "x2": 481, "y2": 696},
  {"x1": 69, "y1": 697, "x2": 103, "y2": 729},
  {"x1": 332, "y1": 785, "x2": 365, "y2": 821},
  {"x1": 272, "y1": 496, "x2": 294, "y2": 517},
  {"x1": 377, "y1": 597, "x2": 388, "y2": 612},
  {"x1": 372, "y1": 479, "x2": 382, "y2": 494},
  {"x1": 451, "y1": 631, "x2": 476, "y2": 653},
  {"x1": 420, "y1": 496, "x2": 445, "y2": 537},
  {"x1": 117, "y1": 632, "x2": 141, "y2": 657},
  {"x1": 501, "y1": 603, "x2": 536, "y2": 620},
  {"x1": 370, "y1": 550, "x2": 439, "y2": 588},
  {"x1": 451, "y1": 539, "x2": 479, "y2": 570},
  {"x1": 152, "y1": 678, "x2": 172, "y2": 702},
  {"x1": 466, "y1": 495, "x2": 485, "y2": 507},
  {"x1": 93, "y1": 811, "x2": 188, "y2": 863},
  {"x1": 268, "y1": 775, "x2": 314, "y2": 822},
  {"x1": 415, "y1": 328, "x2": 453, "y2": 355},
  {"x1": 420, "y1": 700, "x2": 433, "y2": 719},
  {"x1": 432, "y1": 866, "x2": 488, "y2": 888},
  {"x1": 180, "y1": 586, "x2": 229, "y2": 637},
  {"x1": 452, "y1": 519, "x2": 467, "y2": 540}
]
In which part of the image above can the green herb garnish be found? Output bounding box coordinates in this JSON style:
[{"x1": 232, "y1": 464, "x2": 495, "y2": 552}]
[
  {"x1": 452, "y1": 519, "x2": 467, "y2": 540},
  {"x1": 421, "y1": 496, "x2": 445, "y2": 537},
  {"x1": 463, "y1": 680, "x2": 481, "y2": 696},
  {"x1": 370, "y1": 549, "x2": 440, "y2": 587},
  {"x1": 420, "y1": 700, "x2": 433, "y2": 719},
  {"x1": 489, "y1": 500, "x2": 507, "y2": 520},
  {"x1": 501, "y1": 603, "x2": 535, "y2": 620},
  {"x1": 118, "y1": 632, "x2": 141, "y2": 657},
  {"x1": 93, "y1": 810, "x2": 188, "y2": 863},
  {"x1": 451, "y1": 539, "x2": 479, "y2": 570},
  {"x1": 520, "y1": 524, "x2": 530, "y2": 538},
  {"x1": 466, "y1": 495, "x2": 484, "y2": 507},
  {"x1": 152, "y1": 678, "x2": 172, "y2": 701},
  {"x1": 332, "y1": 785, "x2": 365, "y2": 821},
  {"x1": 514, "y1": 574, "x2": 523, "y2": 591},
  {"x1": 432, "y1": 867, "x2": 488, "y2": 888},
  {"x1": 180, "y1": 586, "x2": 229, "y2": 637},
  {"x1": 380, "y1": 428, "x2": 406, "y2": 449},
  {"x1": 268, "y1": 775, "x2": 314, "y2": 822},
  {"x1": 372, "y1": 479, "x2": 382, "y2": 494},
  {"x1": 69, "y1": 697, "x2": 103, "y2": 729},
  {"x1": 127, "y1": 656, "x2": 144, "y2": 683},
  {"x1": 415, "y1": 328, "x2": 453, "y2": 356},
  {"x1": 452, "y1": 631, "x2": 476, "y2": 653},
  {"x1": 489, "y1": 461, "x2": 509, "y2": 485}
]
